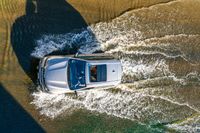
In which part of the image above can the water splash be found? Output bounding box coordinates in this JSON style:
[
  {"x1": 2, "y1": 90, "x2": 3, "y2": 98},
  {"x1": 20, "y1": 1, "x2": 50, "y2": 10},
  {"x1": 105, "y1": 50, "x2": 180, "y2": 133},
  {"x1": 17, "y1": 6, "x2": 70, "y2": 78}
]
[
  {"x1": 31, "y1": 28, "x2": 100, "y2": 58},
  {"x1": 32, "y1": 81, "x2": 198, "y2": 126},
  {"x1": 30, "y1": 2, "x2": 200, "y2": 132}
]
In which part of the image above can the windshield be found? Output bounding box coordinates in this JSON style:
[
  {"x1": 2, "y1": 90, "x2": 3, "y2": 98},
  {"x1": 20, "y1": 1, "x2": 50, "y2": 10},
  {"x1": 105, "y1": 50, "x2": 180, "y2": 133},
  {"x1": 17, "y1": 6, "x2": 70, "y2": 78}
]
[{"x1": 68, "y1": 59, "x2": 86, "y2": 90}]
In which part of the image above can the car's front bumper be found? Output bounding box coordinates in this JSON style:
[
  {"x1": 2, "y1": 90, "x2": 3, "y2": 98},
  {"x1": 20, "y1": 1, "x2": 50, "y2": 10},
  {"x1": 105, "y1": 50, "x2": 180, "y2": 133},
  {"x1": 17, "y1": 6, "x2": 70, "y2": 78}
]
[{"x1": 38, "y1": 57, "x2": 49, "y2": 92}]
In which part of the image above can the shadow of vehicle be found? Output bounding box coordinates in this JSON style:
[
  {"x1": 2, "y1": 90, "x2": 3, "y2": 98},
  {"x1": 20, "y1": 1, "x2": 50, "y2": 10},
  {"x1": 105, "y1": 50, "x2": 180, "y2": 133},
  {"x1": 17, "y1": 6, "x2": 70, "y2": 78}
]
[
  {"x1": 0, "y1": 83, "x2": 45, "y2": 133},
  {"x1": 11, "y1": 0, "x2": 91, "y2": 82}
]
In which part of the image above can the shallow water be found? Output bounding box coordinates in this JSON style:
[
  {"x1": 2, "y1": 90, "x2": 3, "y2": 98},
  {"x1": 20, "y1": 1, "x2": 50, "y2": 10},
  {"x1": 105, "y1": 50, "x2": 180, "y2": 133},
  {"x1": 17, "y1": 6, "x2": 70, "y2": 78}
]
[{"x1": 1, "y1": 0, "x2": 200, "y2": 132}]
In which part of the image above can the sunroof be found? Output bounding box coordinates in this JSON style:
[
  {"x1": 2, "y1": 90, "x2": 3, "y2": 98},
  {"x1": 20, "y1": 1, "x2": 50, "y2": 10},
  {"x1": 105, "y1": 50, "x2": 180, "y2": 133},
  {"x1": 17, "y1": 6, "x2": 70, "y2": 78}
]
[{"x1": 90, "y1": 65, "x2": 107, "y2": 82}]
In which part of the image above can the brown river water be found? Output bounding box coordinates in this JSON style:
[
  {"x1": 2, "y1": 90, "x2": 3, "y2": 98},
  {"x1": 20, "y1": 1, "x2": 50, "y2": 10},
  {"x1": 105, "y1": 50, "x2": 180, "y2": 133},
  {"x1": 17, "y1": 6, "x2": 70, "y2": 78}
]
[{"x1": 1, "y1": 0, "x2": 200, "y2": 132}]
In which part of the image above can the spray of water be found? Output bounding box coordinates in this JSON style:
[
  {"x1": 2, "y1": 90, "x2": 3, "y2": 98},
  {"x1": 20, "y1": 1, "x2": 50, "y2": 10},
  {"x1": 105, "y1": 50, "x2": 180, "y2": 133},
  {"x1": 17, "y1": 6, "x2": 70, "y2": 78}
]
[{"x1": 31, "y1": 4, "x2": 200, "y2": 131}]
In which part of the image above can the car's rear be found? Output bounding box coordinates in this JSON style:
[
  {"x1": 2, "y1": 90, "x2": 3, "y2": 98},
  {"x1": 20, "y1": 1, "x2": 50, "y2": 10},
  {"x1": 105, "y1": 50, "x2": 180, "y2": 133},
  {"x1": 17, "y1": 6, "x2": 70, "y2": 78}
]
[
  {"x1": 85, "y1": 59, "x2": 122, "y2": 89},
  {"x1": 106, "y1": 61, "x2": 122, "y2": 84}
]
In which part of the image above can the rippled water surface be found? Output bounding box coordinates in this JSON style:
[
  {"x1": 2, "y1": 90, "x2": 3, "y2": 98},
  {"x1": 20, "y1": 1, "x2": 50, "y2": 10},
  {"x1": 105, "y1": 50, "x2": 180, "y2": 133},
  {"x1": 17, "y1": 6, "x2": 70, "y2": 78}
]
[{"x1": 1, "y1": 0, "x2": 200, "y2": 132}]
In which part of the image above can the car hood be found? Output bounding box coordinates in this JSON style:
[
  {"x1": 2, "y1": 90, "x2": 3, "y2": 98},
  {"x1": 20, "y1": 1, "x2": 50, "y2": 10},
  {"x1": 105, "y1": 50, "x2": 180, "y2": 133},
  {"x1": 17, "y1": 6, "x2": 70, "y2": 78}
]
[{"x1": 44, "y1": 58, "x2": 69, "y2": 90}]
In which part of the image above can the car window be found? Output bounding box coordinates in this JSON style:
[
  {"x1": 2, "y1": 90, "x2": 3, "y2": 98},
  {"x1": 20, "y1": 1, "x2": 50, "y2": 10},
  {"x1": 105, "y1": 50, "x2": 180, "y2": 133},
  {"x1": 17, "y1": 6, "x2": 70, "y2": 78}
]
[{"x1": 90, "y1": 65, "x2": 107, "y2": 82}]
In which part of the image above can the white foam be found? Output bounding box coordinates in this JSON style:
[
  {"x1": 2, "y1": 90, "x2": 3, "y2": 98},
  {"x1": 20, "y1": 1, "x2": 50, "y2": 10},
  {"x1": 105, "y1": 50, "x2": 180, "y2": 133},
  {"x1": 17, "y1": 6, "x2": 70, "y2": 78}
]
[
  {"x1": 31, "y1": 28, "x2": 100, "y2": 58},
  {"x1": 32, "y1": 89, "x2": 148, "y2": 119},
  {"x1": 121, "y1": 58, "x2": 172, "y2": 82},
  {"x1": 32, "y1": 83, "x2": 199, "y2": 125}
]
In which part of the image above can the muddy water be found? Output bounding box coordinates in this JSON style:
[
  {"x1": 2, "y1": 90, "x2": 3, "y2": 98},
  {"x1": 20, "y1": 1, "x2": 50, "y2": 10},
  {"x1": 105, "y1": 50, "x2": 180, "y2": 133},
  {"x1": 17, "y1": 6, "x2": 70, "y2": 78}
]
[{"x1": 1, "y1": 0, "x2": 200, "y2": 132}]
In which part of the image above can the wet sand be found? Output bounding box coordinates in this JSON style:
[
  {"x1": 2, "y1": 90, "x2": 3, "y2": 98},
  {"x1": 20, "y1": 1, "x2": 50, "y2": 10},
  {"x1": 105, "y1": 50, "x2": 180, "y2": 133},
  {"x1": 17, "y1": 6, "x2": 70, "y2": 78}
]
[{"x1": 1, "y1": 0, "x2": 200, "y2": 132}]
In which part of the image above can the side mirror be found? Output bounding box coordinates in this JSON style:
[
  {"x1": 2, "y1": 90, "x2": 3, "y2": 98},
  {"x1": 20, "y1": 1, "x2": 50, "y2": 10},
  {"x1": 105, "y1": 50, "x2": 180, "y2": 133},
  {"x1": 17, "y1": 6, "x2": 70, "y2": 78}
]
[
  {"x1": 74, "y1": 91, "x2": 78, "y2": 97},
  {"x1": 74, "y1": 51, "x2": 81, "y2": 58}
]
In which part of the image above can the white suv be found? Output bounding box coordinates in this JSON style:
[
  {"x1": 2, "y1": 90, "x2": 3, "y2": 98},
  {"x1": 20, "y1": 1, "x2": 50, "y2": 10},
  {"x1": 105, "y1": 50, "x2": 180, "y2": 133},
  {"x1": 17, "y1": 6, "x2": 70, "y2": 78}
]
[{"x1": 38, "y1": 53, "x2": 122, "y2": 94}]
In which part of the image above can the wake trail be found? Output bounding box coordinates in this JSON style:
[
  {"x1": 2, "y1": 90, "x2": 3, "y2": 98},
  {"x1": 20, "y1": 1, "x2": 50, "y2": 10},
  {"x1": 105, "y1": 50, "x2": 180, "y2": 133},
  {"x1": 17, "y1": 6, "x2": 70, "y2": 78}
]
[{"x1": 30, "y1": 3, "x2": 200, "y2": 132}]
